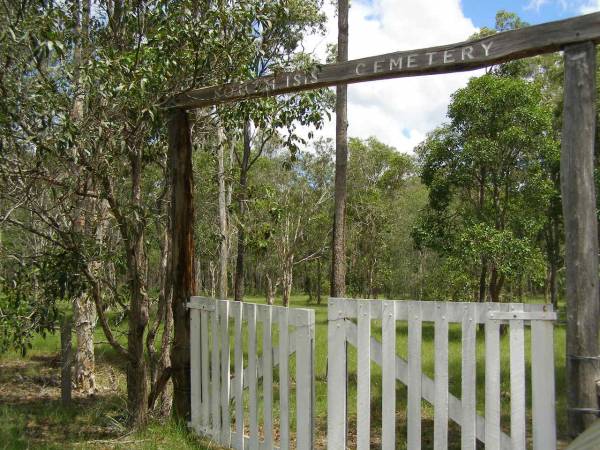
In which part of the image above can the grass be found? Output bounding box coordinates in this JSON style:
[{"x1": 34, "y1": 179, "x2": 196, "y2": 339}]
[{"x1": 1, "y1": 294, "x2": 569, "y2": 449}]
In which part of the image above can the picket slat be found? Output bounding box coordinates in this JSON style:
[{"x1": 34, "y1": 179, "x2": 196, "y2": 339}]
[
  {"x1": 531, "y1": 321, "x2": 556, "y2": 450},
  {"x1": 233, "y1": 302, "x2": 244, "y2": 450},
  {"x1": 531, "y1": 320, "x2": 556, "y2": 450},
  {"x1": 510, "y1": 305, "x2": 526, "y2": 450},
  {"x1": 211, "y1": 306, "x2": 221, "y2": 437},
  {"x1": 279, "y1": 307, "x2": 290, "y2": 450},
  {"x1": 220, "y1": 301, "x2": 231, "y2": 447},
  {"x1": 485, "y1": 317, "x2": 501, "y2": 450},
  {"x1": 200, "y1": 310, "x2": 210, "y2": 429},
  {"x1": 434, "y1": 302, "x2": 448, "y2": 449},
  {"x1": 356, "y1": 300, "x2": 371, "y2": 450},
  {"x1": 248, "y1": 304, "x2": 259, "y2": 450},
  {"x1": 327, "y1": 298, "x2": 347, "y2": 449},
  {"x1": 296, "y1": 309, "x2": 314, "y2": 450},
  {"x1": 190, "y1": 309, "x2": 201, "y2": 429},
  {"x1": 461, "y1": 304, "x2": 477, "y2": 450},
  {"x1": 382, "y1": 300, "x2": 396, "y2": 450},
  {"x1": 407, "y1": 301, "x2": 422, "y2": 450},
  {"x1": 263, "y1": 307, "x2": 273, "y2": 448}
]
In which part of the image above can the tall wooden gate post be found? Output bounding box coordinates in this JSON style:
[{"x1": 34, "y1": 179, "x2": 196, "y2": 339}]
[
  {"x1": 168, "y1": 108, "x2": 196, "y2": 419},
  {"x1": 561, "y1": 41, "x2": 600, "y2": 436}
]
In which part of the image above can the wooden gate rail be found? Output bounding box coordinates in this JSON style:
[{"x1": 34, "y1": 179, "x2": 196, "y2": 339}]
[
  {"x1": 327, "y1": 298, "x2": 557, "y2": 450},
  {"x1": 188, "y1": 297, "x2": 316, "y2": 450}
]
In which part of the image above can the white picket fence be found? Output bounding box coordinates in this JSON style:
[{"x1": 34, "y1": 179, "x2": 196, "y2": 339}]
[
  {"x1": 188, "y1": 297, "x2": 315, "y2": 450},
  {"x1": 327, "y1": 298, "x2": 557, "y2": 450}
]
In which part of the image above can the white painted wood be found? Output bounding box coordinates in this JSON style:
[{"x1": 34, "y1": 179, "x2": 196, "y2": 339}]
[
  {"x1": 263, "y1": 306, "x2": 273, "y2": 448},
  {"x1": 296, "y1": 309, "x2": 314, "y2": 450},
  {"x1": 233, "y1": 302, "x2": 244, "y2": 450},
  {"x1": 248, "y1": 304, "x2": 259, "y2": 450},
  {"x1": 344, "y1": 319, "x2": 512, "y2": 447},
  {"x1": 461, "y1": 303, "x2": 476, "y2": 450},
  {"x1": 487, "y1": 310, "x2": 557, "y2": 321},
  {"x1": 382, "y1": 300, "x2": 397, "y2": 450},
  {"x1": 408, "y1": 301, "x2": 422, "y2": 450},
  {"x1": 200, "y1": 310, "x2": 210, "y2": 429},
  {"x1": 356, "y1": 300, "x2": 371, "y2": 450},
  {"x1": 211, "y1": 304, "x2": 221, "y2": 438},
  {"x1": 279, "y1": 307, "x2": 290, "y2": 450},
  {"x1": 220, "y1": 301, "x2": 231, "y2": 446},
  {"x1": 190, "y1": 309, "x2": 201, "y2": 429},
  {"x1": 531, "y1": 320, "x2": 556, "y2": 450},
  {"x1": 327, "y1": 298, "x2": 347, "y2": 449},
  {"x1": 509, "y1": 305, "x2": 526, "y2": 450},
  {"x1": 434, "y1": 302, "x2": 449, "y2": 449},
  {"x1": 233, "y1": 328, "x2": 300, "y2": 393},
  {"x1": 485, "y1": 313, "x2": 501, "y2": 450}
]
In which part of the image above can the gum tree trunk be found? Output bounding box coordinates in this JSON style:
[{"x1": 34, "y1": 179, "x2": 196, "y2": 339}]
[
  {"x1": 217, "y1": 124, "x2": 229, "y2": 299},
  {"x1": 331, "y1": 0, "x2": 349, "y2": 298},
  {"x1": 234, "y1": 120, "x2": 251, "y2": 301}
]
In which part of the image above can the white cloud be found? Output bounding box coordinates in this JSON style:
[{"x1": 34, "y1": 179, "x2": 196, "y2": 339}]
[
  {"x1": 301, "y1": 0, "x2": 481, "y2": 154},
  {"x1": 526, "y1": 0, "x2": 551, "y2": 11},
  {"x1": 580, "y1": 0, "x2": 600, "y2": 13}
]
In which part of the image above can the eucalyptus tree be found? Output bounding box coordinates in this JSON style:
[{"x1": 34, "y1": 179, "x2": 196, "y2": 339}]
[
  {"x1": 251, "y1": 147, "x2": 333, "y2": 305},
  {"x1": 414, "y1": 74, "x2": 559, "y2": 302},
  {"x1": 0, "y1": 0, "x2": 101, "y2": 375},
  {"x1": 215, "y1": 0, "x2": 333, "y2": 302},
  {"x1": 2, "y1": 0, "x2": 322, "y2": 427},
  {"x1": 345, "y1": 137, "x2": 414, "y2": 298}
]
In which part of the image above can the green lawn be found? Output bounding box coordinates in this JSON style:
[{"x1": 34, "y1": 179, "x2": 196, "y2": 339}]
[{"x1": 1, "y1": 295, "x2": 568, "y2": 449}]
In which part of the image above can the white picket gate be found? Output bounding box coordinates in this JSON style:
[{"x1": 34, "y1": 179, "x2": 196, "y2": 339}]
[
  {"x1": 327, "y1": 298, "x2": 557, "y2": 450},
  {"x1": 188, "y1": 297, "x2": 315, "y2": 450}
]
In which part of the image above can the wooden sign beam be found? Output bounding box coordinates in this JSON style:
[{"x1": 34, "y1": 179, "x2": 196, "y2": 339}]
[{"x1": 168, "y1": 12, "x2": 600, "y2": 110}]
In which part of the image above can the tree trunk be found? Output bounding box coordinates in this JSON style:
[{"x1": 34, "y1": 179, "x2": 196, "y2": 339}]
[
  {"x1": 73, "y1": 293, "x2": 96, "y2": 394},
  {"x1": 561, "y1": 42, "x2": 600, "y2": 437},
  {"x1": 331, "y1": 0, "x2": 349, "y2": 298},
  {"x1": 70, "y1": 0, "x2": 97, "y2": 396},
  {"x1": 168, "y1": 109, "x2": 195, "y2": 421},
  {"x1": 234, "y1": 119, "x2": 251, "y2": 302},
  {"x1": 217, "y1": 124, "x2": 229, "y2": 299},
  {"x1": 266, "y1": 274, "x2": 275, "y2": 305},
  {"x1": 316, "y1": 257, "x2": 322, "y2": 304},
  {"x1": 126, "y1": 246, "x2": 149, "y2": 428},
  {"x1": 126, "y1": 148, "x2": 150, "y2": 429},
  {"x1": 148, "y1": 218, "x2": 173, "y2": 417},
  {"x1": 282, "y1": 259, "x2": 293, "y2": 307},
  {"x1": 61, "y1": 318, "x2": 72, "y2": 406},
  {"x1": 489, "y1": 265, "x2": 501, "y2": 302}
]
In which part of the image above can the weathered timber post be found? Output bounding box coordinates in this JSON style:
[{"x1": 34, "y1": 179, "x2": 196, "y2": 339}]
[
  {"x1": 168, "y1": 108, "x2": 196, "y2": 420},
  {"x1": 561, "y1": 41, "x2": 600, "y2": 437},
  {"x1": 60, "y1": 319, "x2": 72, "y2": 406}
]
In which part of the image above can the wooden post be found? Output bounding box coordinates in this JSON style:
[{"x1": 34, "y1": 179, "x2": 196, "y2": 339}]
[
  {"x1": 168, "y1": 108, "x2": 196, "y2": 420},
  {"x1": 60, "y1": 319, "x2": 72, "y2": 406},
  {"x1": 561, "y1": 41, "x2": 600, "y2": 437}
]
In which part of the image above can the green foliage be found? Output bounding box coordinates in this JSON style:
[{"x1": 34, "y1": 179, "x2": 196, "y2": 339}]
[
  {"x1": 346, "y1": 137, "x2": 415, "y2": 297},
  {"x1": 0, "y1": 263, "x2": 60, "y2": 355},
  {"x1": 414, "y1": 73, "x2": 559, "y2": 301}
]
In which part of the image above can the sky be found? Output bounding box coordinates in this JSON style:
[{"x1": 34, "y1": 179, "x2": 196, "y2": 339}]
[{"x1": 300, "y1": 0, "x2": 600, "y2": 153}]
